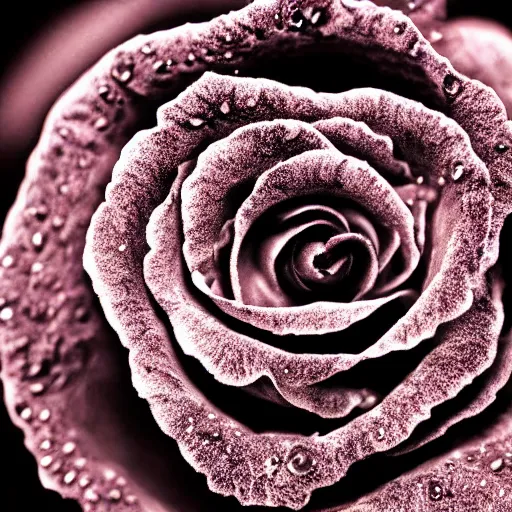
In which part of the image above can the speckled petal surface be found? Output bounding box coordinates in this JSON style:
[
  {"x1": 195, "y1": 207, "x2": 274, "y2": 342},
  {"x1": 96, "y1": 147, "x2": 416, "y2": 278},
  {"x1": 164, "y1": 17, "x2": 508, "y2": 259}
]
[{"x1": 2, "y1": 0, "x2": 512, "y2": 511}]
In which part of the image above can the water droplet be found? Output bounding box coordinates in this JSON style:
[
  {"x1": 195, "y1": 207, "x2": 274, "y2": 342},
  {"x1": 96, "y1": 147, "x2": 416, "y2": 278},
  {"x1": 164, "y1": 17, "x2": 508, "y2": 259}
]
[
  {"x1": 208, "y1": 413, "x2": 216, "y2": 420},
  {"x1": 40, "y1": 439, "x2": 52, "y2": 450},
  {"x1": 78, "y1": 154, "x2": 94, "y2": 169},
  {"x1": 416, "y1": 176, "x2": 424, "y2": 185},
  {"x1": 225, "y1": 34, "x2": 233, "y2": 43},
  {"x1": 20, "y1": 407, "x2": 32, "y2": 421},
  {"x1": 408, "y1": 1, "x2": 416, "y2": 10},
  {"x1": 79, "y1": 475, "x2": 91, "y2": 488},
  {"x1": 289, "y1": 9, "x2": 307, "y2": 31},
  {"x1": 284, "y1": 368, "x2": 289, "y2": 374},
  {"x1": 125, "y1": 495, "x2": 138, "y2": 505},
  {"x1": 286, "y1": 447, "x2": 315, "y2": 475},
  {"x1": 118, "y1": 244, "x2": 127, "y2": 252},
  {"x1": 52, "y1": 216, "x2": 64, "y2": 229},
  {"x1": 0, "y1": 307, "x2": 13, "y2": 321},
  {"x1": 64, "y1": 470, "x2": 77, "y2": 485},
  {"x1": 32, "y1": 232, "x2": 44, "y2": 249},
  {"x1": 109, "y1": 489, "x2": 122, "y2": 501},
  {"x1": 443, "y1": 74, "x2": 463, "y2": 99},
  {"x1": 310, "y1": 8, "x2": 327, "y2": 25},
  {"x1": 376, "y1": 427, "x2": 385, "y2": 440},
  {"x1": 63, "y1": 442, "x2": 76, "y2": 455},
  {"x1": 437, "y1": 176, "x2": 446, "y2": 186},
  {"x1": 2, "y1": 255, "x2": 14, "y2": 268},
  {"x1": 224, "y1": 51, "x2": 233, "y2": 60},
  {"x1": 430, "y1": 30, "x2": 443, "y2": 43},
  {"x1": 234, "y1": 69, "x2": 239, "y2": 75},
  {"x1": 98, "y1": 84, "x2": 115, "y2": 103},
  {"x1": 495, "y1": 143, "x2": 510, "y2": 154},
  {"x1": 30, "y1": 382, "x2": 45, "y2": 395},
  {"x1": 116, "y1": 477, "x2": 127, "y2": 487},
  {"x1": 500, "y1": 488, "x2": 505, "y2": 497},
  {"x1": 153, "y1": 60, "x2": 173, "y2": 73},
  {"x1": 481, "y1": 479, "x2": 487, "y2": 487},
  {"x1": 186, "y1": 425, "x2": 194, "y2": 434},
  {"x1": 84, "y1": 488, "x2": 100, "y2": 503},
  {"x1": 406, "y1": 198, "x2": 414, "y2": 206},
  {"x1": 104, "y1": 469, "x2": 117, "y2": 481},
  {"x1": 187, "y1": 52, "x2": 196, "y2": 63},
  {"x1": 408, "y1": 40, "x2": 422, "y2": 58},
  {"x1": 59, "y1": 184, "x2": 69, "y2": 195},
  {"x1": 140, "y1": 44, "x2": 154, "y2": 55},
  {"x1": 75, "y1": 458, "x2": 87, "y2": 469},
  {"x1": 234, "y1": 430, "x2": 242, "y2": 437},
  {"x1": 188, "y1": 118, "x2": 206, "y2": 128},
  {"x1": 428, "y1": 480, "x2": 443, "y2": 501},
  {"x1": 394, "y1": 22, "x2": 406, "y2": 35},
  {"x1": 220, "y1": 101, "x2": 230, "y2": 115},
  {"x1": 451, "y1": 163, "x2": 464, "y2": 181},
  {"x1": 264, "y1": 456, "x2": 280, "y2": 477},
  {"x1": 491, "y1": 458, "x2": 504, "y2": 472},
  {"x1": 41, "y1": 455, "x2": 53, "y2": 468},
  {"x1": 112, "y1": 58, "x2": 134, "y2": 84},
  {"x1": 94, "y1": 117, "x2": 109, "y2": 131}
]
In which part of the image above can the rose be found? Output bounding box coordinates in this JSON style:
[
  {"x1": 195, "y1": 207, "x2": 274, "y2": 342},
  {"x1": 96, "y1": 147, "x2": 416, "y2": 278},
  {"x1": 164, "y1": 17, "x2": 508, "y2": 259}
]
[{"x1": 1, "y1": 0, "x2": 512, "y2": 510}]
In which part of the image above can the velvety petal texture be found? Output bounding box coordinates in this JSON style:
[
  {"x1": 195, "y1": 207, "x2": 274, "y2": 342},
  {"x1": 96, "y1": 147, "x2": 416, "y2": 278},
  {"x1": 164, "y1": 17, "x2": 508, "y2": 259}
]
[{"x1": 2, "y1": 0, "x2": 512, "y2": 511}]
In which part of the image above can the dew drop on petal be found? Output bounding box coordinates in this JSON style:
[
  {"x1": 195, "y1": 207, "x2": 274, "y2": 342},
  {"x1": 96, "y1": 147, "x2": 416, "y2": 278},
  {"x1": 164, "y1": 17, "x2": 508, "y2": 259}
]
[
  {"x1": 220, "y1": 101, "x2": 230, "y2": 115},
  {"x1": 140, "y1": 44, "x2": 154, "y2": 55},
  {"x1": 491, "y1": 458, "x2": 504, "y2": 472},
  {"x1": 451, "y1": 163, "x2": 464, "y2": 181},
  {"x1": 495, "y1": 143, "x2": 510, "y2": 154},
  {"x1": 428, "y1": 480, "x2": 443, "y2": 501},
  {"x1": 2, "y1": 255, "x2": 14, "y2": 268},
  {"x1": 376, "y1": 427, "x2": 385, "y2": 440},
  {"x1": 64, "y1": 470, "x2": 77, "y2": 485},
  {"x1": 79, "y1": 475, "x2": 91, "y2": 488},
  {"x1": 310, "y1": 7, "x2": 327, "y2": 25},
  {"x1": 94, "y1": 117, "x2": 109, "y2": 131},
  {"x1": 84, "y1": 488, "x2": 100, "y2": 503},
  {"x1": 112, "y1": 59, "x2": 134, "y2": 84},
  {"x1": 30, "y1": 382, "x2": 45, "y2": 395},
  {"x1": 109, "y1": 489, "x2": 122, "y2": 501},
  {"x1": 20, "y1": 407, "x2": 32, "y2": 421},
  {"x1": 40, "y1": 440, "x2": 52, "y2": 451},
  {"x1": 430, "y1": 30, "x2": 443, "y2": 43},
  {"x1": 75, "y1": 457, "x2": 87, "y2": 469},
  {"x1": 443, "y1": 74, "x2": 463, "y2": 99},
  {"x1": 125, "y1": 495, "x2": 138, "y2": 505},
  {"x1": 393, "y1": 22, "x2": 406, "y2": 35},
  {"x1": 0, "y1": 307, "x2": 13, "y2": 321},
  {"x1": 40, "y1": 455, "x2": 53, "y2": 468},
  {"x1": 188, "y1": 118, "x2": 206, "y2": 128},
  {"x1": 63, "y1": 441, "x2": 76, "y2": 455}
]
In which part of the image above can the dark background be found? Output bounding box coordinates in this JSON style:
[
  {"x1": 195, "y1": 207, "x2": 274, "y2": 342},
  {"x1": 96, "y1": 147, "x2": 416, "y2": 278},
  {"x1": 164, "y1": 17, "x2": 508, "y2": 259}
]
[{"x1": 0, "y1": 0, "x2": 511, "y2": 510}]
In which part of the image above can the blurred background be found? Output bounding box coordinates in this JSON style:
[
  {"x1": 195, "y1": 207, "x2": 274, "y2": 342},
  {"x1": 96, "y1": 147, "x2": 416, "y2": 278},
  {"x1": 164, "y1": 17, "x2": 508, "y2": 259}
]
[{"x1": 1, "y1": 0, "x2": 511, "y2": 510}]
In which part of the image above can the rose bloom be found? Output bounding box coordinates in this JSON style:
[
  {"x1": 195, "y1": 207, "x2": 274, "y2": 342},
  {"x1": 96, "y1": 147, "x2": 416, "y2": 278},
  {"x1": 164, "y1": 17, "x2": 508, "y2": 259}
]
[{"x1": 2, "y1": 0, "x2": 512, "y2": 510}]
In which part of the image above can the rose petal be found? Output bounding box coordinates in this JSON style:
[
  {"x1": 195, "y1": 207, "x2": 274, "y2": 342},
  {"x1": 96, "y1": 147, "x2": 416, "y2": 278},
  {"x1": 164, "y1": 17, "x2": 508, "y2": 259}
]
[{"x1": 2, "y1": 0, "x2": 509, "y2": 509}]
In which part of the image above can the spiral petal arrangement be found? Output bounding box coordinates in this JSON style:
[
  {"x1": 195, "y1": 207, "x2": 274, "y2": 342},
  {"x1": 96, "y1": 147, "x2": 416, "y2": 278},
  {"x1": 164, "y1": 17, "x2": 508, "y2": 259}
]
[{"x1": 2, "y1": 0, "x2": 512, "y2": 511}]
